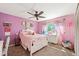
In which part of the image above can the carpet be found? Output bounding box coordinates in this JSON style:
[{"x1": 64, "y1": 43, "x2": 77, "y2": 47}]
[{"x1": 33, "y1": 44, "x2": 74, "y2": 56}]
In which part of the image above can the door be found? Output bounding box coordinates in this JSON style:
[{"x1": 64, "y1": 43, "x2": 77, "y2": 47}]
[{"x1": 75, "y1": 3, "x2": 79, "y2": 56}]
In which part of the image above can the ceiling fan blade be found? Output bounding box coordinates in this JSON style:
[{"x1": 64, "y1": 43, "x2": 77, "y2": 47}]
[
  {"x1": 36, "y1": 17, "x2": 39, "y2": 20},
  {"x1": 27, "y1": 12, "x2": 34, "y2": 16},
  {"x1": 38, "y1": 16, "x2": 46, "y2": 18},
  {"x1": 28, "y1": 17, "x2": 35, "y2": 18},
  {"x1": 29, "y1": 16, "x2": 39, "y2": 20},
  {"x1": 38, "y1": 11, "x2": 44, "y2": 16}
]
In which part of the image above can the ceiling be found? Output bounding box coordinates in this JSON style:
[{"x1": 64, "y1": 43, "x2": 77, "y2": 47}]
[{"x1": 0, "y1": 3, "x2": 77, "y2": 21}]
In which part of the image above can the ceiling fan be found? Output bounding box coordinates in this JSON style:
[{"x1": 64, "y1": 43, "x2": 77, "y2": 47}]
[{"x1": 27, "y1": 10, "x2": 46, "y2": 20}]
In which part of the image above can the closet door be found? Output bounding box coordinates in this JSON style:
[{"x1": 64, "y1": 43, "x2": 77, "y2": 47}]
[{"x1": 75, "y1": 3, "x2": 79, "y2": 56}]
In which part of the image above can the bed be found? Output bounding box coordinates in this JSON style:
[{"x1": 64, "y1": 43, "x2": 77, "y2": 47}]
[{"x1": 19, "y1": 30, "x2": 48, "y2": 55}]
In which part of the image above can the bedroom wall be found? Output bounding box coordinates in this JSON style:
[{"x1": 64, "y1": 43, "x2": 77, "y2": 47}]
[
  {"x1": 0, "y1": 12, "x2": 75, "y2": 49},
  {"x1": 0, "y1": 12, "x2": 38, "y2": 44},
  {"x1": 38, "y1": 14, "x2": 75, "y2": 49}
]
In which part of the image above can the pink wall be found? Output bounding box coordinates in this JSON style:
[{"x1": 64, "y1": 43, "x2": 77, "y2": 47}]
[
  {"x1": 38, "y1": 14, "x2": 75, "y2": 48},
  {"x1": 0, "y1": 12, "x2": 75, "y2": 49},
  {"x1": 0, "y1": 12, "x2": 38, "y2": 44}
]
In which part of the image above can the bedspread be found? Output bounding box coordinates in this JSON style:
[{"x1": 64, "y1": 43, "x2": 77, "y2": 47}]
[{"x1": 19, "y1": 31, "x2": 48, "y2": 55}]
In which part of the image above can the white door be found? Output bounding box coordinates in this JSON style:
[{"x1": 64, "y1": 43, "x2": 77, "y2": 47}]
[{"x1": 75, "y1": 3, "x2": 79, "y2": 56}]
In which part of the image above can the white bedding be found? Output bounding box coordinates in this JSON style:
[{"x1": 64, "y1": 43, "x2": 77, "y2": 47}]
[{"x1": 20, "y1": 31, "x2": 48, "y2": 55}]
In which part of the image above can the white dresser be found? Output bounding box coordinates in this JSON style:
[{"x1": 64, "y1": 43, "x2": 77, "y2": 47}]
[
  {"x1": 0, "y1": 41, "x2": 3, "y2": 56},
  {"x1": 47, "y1": 34, "x2": 58, "y2": 44}
]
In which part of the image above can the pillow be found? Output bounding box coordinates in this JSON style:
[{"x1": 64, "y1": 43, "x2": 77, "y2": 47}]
[
  {"x1": 31, "y1": 32, "x2": 36, "y2": 35},
  {"x1": 28, "y1": 30, "x2": 36, "y2": 35},
  {"x1": 22, "y1": 29, "x2": 36, "y2": 35}
]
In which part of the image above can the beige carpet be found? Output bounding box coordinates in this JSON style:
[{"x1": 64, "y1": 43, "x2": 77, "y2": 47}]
[
  {"x1": 8, "y1": 46, "x2": 30, "y2": 56},
  {"x1": 33, "y1": 44, "x2": 75, "y2": 56},
  {"x1": 8, "y1": 43, "x2": 74, "y2": 56}
]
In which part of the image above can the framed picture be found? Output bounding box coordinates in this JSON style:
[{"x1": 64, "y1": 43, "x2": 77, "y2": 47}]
[{"x1": 3, "y1": 22, "x2": 12, "y2": 32}]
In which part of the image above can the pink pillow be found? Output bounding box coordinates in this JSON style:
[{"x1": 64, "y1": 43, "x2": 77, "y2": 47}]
[
  {"x1": 26, "y1": 29, "x2": 36, "y2": 35},
  {"x1": 21, "y1": 29, "x2": 36, "y2": 35}
]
